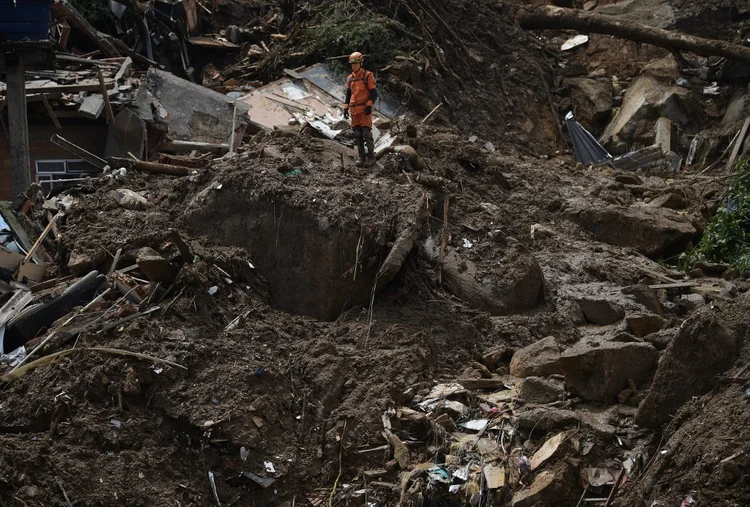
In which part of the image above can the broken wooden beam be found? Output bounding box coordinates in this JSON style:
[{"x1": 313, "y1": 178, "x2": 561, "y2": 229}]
[
  {"x1": 107, "y1": 157, "x2": 200, "y2": 176},
  {"x1": 97, "y1": 69, "x2": 115, "y2": 124},
  {"x1": 51, "y1": 0, "x2": 121, "y2": 58},
  {"x1": 513, "y1": 5, "x2": 750, "y2": 63},
  {"x1": 726, "y1": 117, "x2": 750, "y2": 171},
  {"x1": 458, "y1": 378, "x2": 507, "y2": 389},
  {"x1": 158, "y1": 140, "x2": 229, "y2": 154},
  {"x1": 0, "y1": 290, "x2": 34, "y2": 330},
  {"x1": 1, "y1": 79, "x2": 115, "y2": 96},
  {"x1": 648, "y1": 281, "x2": 698, "y2": 290},
  {"x1": 50, "y1": 134, "x2": 108, "y2": 169},
  {"x1": 40, "y1": 94, "x2": 62, "y2": 129},
  {"x1": 21, "y1": 213, "x2": 60, "y2": 265}
]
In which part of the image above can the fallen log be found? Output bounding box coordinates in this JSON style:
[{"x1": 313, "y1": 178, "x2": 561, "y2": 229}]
[
  {"x1": 513, "y1": 5, "x2": 750, "y2": 63},
  {"x1": 375, "y1": 195, "x2": 429, "y2": 292},
  {"x1": 107, "y1": 157, "x2": 199, "y2": 176}
]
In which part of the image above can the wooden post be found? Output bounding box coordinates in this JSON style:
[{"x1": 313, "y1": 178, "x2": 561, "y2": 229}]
[
  {"x1": 6, "y1": 64, "x2": 31, "y2": 196},
  {"x1": 97, "y1": 68, "x2": 115, "y2": 124}
]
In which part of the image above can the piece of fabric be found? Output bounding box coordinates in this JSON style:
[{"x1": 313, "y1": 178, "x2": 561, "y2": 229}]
[{"x1": 351, "y1": 112, "x2": 373, "y2": 128}]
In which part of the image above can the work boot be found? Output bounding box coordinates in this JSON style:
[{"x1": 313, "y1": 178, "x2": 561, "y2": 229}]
[
  {"x1": 363, "y1": 129, "x2": 376, "y2": 167},
  {"x1": 355, "y1": 130, "x2": 366, "y2": 167}
]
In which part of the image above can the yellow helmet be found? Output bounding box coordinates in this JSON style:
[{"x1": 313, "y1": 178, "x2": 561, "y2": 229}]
[{"x1": 348, "y1": 52, "x2": 364, "y2": 64}]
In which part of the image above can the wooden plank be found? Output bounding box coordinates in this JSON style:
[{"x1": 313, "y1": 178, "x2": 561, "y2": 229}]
[
  {"x1": 21, "y1": 213, "x2": 60, "y2": 265},
  {"x1": 17, "y1": 261, "x2": 48, "y2": 283},
  {"x1": 458, "y1": 378, "x2": 507, "y2": 389},
  {"x1": 51, "y1": 1, "x2": 121, "y2": 58},
  {"x1": 114, "y1": 57, "x2": 133, "y2": 82},
  {"x1": 40, "y1": 94, "x2": 62, "y2": 129},
  {"x1": 97, "y1": 68, "x2": 115, "y2": 124},
  {"x1": 0, "y1": 290, "x2": 33, "y2": 328},
  {"x1": 0, "y1": 79, "x2": 115, "y2": 96},
  {"x1": 7, "y1": 65, "x2": 30, "y2": 196},
  {"x1": 50, "y1": 134, "x2": 108, "y2": 169},
  {"x1": 726, "y1": 117, "x2": 750, "y2": 171},
  {"x1": 0, "y1": 203, "x2": 44, "y2": 265},
  {"x1": 638, "y1": 267, "x2": 679, "y2": 284},
  {"x1": 648, "y1": 281, "x2": 697, "y2": 290}
]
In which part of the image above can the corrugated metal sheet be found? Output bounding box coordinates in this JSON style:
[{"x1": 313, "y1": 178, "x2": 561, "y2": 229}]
[
  {"x1": 565, "y1": 112, "x2": 612, "y2": 166},
  {"x1": 0, "y1": 0, "x2": 51, "y2": 42}
]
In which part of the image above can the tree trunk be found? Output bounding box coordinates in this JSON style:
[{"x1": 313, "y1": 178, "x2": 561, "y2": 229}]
[{"x1": 514, "y1": 5, "x2": 750, "y2": 63}]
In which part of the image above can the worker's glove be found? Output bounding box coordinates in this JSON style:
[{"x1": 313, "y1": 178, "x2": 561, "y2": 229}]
[
  {"x1": 365, "y1": 106, "x2": 372, "y2": 115},
  {"x1": 343, "y1": 109, "x2": 349, "y2": 119}
]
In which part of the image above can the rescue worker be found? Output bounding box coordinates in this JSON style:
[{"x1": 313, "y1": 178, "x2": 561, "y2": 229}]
[{"x1": 343, "y1": 51, "x2": 377, "y2": 167}]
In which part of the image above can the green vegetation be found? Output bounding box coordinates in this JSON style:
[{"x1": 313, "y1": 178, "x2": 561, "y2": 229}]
[
  {"x1": 680, "y1": 157, "x2": 750, "y2": 274},
  {"x1": 68, "y1": 0, "x2": 115, "y2": 27},
  {"x1": 301, "y1": 1, "x2": 406, "y2": 71}
]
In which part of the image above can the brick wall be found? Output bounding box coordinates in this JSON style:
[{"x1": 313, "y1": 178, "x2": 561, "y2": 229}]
[{"x1": 0, "y1": 122, "x2": 108, "y2": 199}]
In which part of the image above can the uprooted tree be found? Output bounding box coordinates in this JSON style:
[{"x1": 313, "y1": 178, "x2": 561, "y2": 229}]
[{"x1": 509, "y1": 5, "x2": 750, "y2": 63}]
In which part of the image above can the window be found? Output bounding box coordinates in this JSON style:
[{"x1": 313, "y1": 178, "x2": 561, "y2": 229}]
[{"x1": 35, "y1": 159, "x2": 99, "y2": 191}]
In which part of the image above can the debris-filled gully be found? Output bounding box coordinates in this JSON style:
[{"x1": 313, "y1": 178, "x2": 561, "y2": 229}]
[{"x1": 2, "y1": 0, "x2": 750, "y2": 506}]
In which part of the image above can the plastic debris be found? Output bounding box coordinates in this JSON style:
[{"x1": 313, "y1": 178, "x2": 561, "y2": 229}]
[
  {"x1": 680, "y1": 494, "x2": 695, "y2": 506},
  {"x1": 208, "y1": 286, "x2": 218, "y2": 295},
  {"x1": 427, "y1": 466, "x2": 451, "y2": 483},
  {"x1": 675, "y1": 78, "x2": 689, "y2": 87},
  {"x1": 285, "y1": 169, "x2": 303, "y2": 177},
  {"x1": 110, "y1": 419, "x2": 122, "y2": 429},
  {"x1": 703, "y1": 83, "x2": 721, "y2": 96},
  {"x1": 264, "y1": 461, "x2": 275, "y2": 473},
  {"x1": 561, "y1": 34, "x2": 589, "y2": 51},
  {"x1": 240, "y1": 447, "x2": 249, "y2": 461},
  {"x1": 241, "y1": 471, "x2": 276, "y2": 488},
  {"x1": 449, "y1": 484, "x2": 461, "y2": 493},
  {"x1": 459, "y1": 419, "x2": 489, "y2": 431},
  {"x1": 208, "y1": 471, "x2": 222, "y2": 506},
  {"x1": 462, "y1": 238, "x2": 474, "y2": 248},
  {"x1": 517, "y1": 455, "x2": 531, "y2": 473},
  {"x1": 452, "y1": 466, "x2": 469, "y2": 482},
  {"x1": 744, "y1": 385, "x2": 750, "y2": 398}
]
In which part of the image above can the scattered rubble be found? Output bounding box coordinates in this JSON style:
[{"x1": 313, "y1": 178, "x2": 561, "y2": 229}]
[{"x1": 3, "y1": 0, "x2": 750, "y2": 505}]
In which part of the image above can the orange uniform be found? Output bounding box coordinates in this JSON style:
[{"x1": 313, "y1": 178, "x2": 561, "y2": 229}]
[{"x1": 345, "y1": 68, "x2": 376, "y2": 128}]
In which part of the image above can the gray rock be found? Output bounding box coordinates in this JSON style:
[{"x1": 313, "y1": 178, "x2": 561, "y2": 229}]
[
  {"x1": 560, "y1": 340, "x2": 659, "y2": 402},
  {"x1": 626, "y1": 313, "x2": 666, "y2": 337},
  {"x1": 576, "y1": 297, "x2": 625, "y2": 325},
  {"x1": 622, "y1": 284, "x2": 664, "y2": 317},
  {"x1": 676, "y1": 293, "x2": 705, "y2": 312},
  {"x1": 517, "y1": 376, "x2": 565, "y2": 404},
  {"x1": 566, "y1": 198, "x2": 697, "y2": 258},
  {"x1": 567, "y1": 77, "x2": 613, "y2": 135},
  {"x1": 510, "y1": 336, "x2": 564, "y2": 378},
  {"x1": 636, "y1": 305, "x2": 744, "y2": 428}
]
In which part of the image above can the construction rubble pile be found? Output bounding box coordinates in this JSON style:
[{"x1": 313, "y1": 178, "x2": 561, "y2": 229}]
[{"x1": 3, "y1": 0, "x2": 750, "y2": 506}]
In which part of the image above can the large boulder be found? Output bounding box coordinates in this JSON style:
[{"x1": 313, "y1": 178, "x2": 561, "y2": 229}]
[
  {"x1": 560, "y1": 340, "x2": 659, "y2": 402},
  {"x1": 636, "y1": 303, "x2": 746, "y2": 428},
  {"x1": 576, "y1": 297, "x2": 624, "y2": 325},
  {"x1": 518, "y1": 376, "x2": 565, "y2": 404},
  {"x1": 626, "y1": 313, "x2": 666, "y2": 337},
  {"x1": 510, "y1": 336, "x2": 564, "y2": 378},
  {"x1": 622, "y1": 284, "x2": 664, "y2": 317},
  {"x1": 441, "y1": 243, "x2": 545, "y2": 315},
  {"x1": 567, "y1": 77, "x2": 613, "y2": 135},
  {"x1": 566, "y1": 198, "x2": 697, "y2": 258},
  {"x1": 600, "y1": 75, "x2": 695, "y2": 153},
  {"x1": 512, "y1": 466, "x2": 577, "y2": 506}
]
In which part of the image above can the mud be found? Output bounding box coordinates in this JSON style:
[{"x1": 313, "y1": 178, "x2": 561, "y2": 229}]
[{"x1": 3, "y1": 0, "x2": 750, "y2": 505}]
